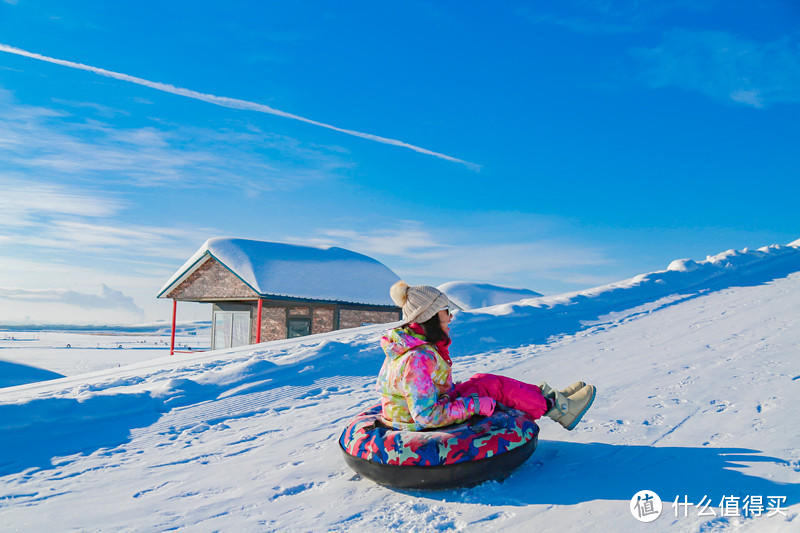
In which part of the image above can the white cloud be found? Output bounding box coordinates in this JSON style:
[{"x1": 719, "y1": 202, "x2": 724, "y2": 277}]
[
  {"x1": 302, "y1": 227, "x2": 446, "y2": 256},
  {"x1": 291, "y1": 224, "x2": 614, "y2": 292},
  {"x1": 0, "y1": 284, "x2": 143, "y2": 313},
  {"x1": 0, "y1": 173, "x2": 208, "y2": 262},
  {"x1": 0, "y1": 42, "x2": 477, "y2": 169},
  {"x1": 0, "y1": 256, "x2": 210, "y2": 325},
  {"x1": 0, "y1": 175, "x2": 215, "y2": 311},
  {"x1": 2, "y1": 217, "x2": 210, "y2": 262},
  {"x1": 397, "y1": 241, "x2": 612, "y2": 284},
  {"x1": 50, "y1": 98, "x2": 130, "y2": 118},
  {"x1": 729, "y1": 89, "x2": 763, "y2": 108},
  {"x1": 1, "y1": 256, "x2": 162, "y2": 288},
  {"x1": 0, "y1": 89, "x2": 353, "y2": 192},
  {"x1": 0, "y1": 284, "x2": 147, "y2": 324},
  {"x1": 0, "y1": 177, "x2": 123, "y2": 227},
  {"x1": 633, "y1": 30, "x2": 800, "y2": 108}
]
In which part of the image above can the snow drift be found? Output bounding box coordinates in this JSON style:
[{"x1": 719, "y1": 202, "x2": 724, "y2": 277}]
[{"x1": 438, "y1": 281, "x2": 542, "y2": 310}]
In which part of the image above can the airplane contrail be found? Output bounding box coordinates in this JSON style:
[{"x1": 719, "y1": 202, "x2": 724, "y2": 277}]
[{"x1": 0, "y1": 43, "x2": 477, "y2": 169}]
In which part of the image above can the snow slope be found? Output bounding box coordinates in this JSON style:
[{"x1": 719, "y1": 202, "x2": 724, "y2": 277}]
[
  {"x1": 438, "y1": 281, "x2": 542, "y2": 310},
  {"x1": 1, "y1": 242, "x2": 799, "y2": 532}
]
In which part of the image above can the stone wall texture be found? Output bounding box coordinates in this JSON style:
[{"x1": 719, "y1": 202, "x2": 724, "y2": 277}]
[
  {"x1": 339, "y1": 308, "x2": 400, "y2": 330},
  {"x1": 257, "y1": 306, "x2": 286, "y2": 342},
  {"x1": 170, "y1": 257, "x2": 257, "y2": 300},
  {"x1": 312, "y1": 307, "x2": 334, "y2": 334}
]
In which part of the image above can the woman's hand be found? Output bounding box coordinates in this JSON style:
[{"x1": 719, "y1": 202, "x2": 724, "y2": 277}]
[{"x1": 478, "y1": 396, "x2": 496, "y2": 417}]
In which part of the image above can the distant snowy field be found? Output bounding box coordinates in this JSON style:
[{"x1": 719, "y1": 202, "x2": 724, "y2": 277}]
[
  {"x1": 0, "y1": 324, "x2": 209, "y2": 387},
  {"x1": 1, "y1": 243, "x2": 799, "y2": 532}
]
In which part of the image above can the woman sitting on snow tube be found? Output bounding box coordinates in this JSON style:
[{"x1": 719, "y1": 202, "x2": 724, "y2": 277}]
[
  {"x1": 340, "y1": 402, "x2": 539, "y2": 489},
  {"x1": 340, "y1": 282, "x2": 596, "y2": 489}
]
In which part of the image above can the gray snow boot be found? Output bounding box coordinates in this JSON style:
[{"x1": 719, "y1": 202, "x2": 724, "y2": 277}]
[{"x1": 540, "y1": 382, "x2": 596, "y2": 430}]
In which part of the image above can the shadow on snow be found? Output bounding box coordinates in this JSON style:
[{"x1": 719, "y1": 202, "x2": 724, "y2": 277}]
[
  {"x1": 0, "y1": 340, "x2": 382, "y2": 477},
  {"x1": 0, "y1": 392, "x2": 164, "y2": 477},
  {"x1": 403, "y1": 440, "x2": 800, "y2": 508},
  {"x1": 0, "y1": 359, "x2": 64, "y2": 389}
]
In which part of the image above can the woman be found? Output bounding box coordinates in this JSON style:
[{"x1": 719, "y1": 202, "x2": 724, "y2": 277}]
[{"x1": 377, "y1": 281, "x2": 596, "y2": 431}]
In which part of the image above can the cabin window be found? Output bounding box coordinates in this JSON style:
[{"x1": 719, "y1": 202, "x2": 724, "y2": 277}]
[
  {"x1": 213, "y1": 310, "x2": 250, "y2": 349},
  {"x1": 287, "y1": 317, "x2": 311, "y2": 338}
]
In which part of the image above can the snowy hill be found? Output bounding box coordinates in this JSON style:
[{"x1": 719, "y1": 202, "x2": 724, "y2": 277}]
[
  {"x1": 1, "y1": 242, "x2": 799, "y2": 531},
  {"x1": 438, "y1": 281, "x2": 542, "y2": 310}
]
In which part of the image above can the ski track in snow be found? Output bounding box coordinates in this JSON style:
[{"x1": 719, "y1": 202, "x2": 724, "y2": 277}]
[{"x1": 1, "y1": 244, "x2": 800, "y2": 532}]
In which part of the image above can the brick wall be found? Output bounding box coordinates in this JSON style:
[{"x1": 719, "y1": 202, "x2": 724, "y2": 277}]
[
  {"x1": 250, "y1": 304, "x2": 393, "y2": 341},
  {"x1": 169, "y1": 255, "x2": 401, "y2": 342},
  {"x1": 312, "y1": 307, "x2": 334, "y2": 334},
  {"x1": 339, "y1": 308, "x2": 400, "y2": 329},
  {"x1": 170, "y1": 257, "x2": 257, "y2": 300},
  {"x1": 257, "y1": 306, "x2": 286, "y2": 342}
]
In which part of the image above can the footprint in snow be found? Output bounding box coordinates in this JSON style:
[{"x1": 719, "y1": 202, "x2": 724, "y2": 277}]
[
  {"x1": 755, "y1": 396, "x2": 779, "y2": 413},
  {"x1": 601, "y1": 419, "x2": 630, "y2": 433},
  {"x1": 701, "y1": 432, "x2": 732, "y2": 446},
  {"x1": 276, "y1": 460, "x2": 304, "y2": 470},
  {"x1": 706, "y1": 399, "x2": 732, "y2": 413},
  {"x1": 269, "y1": 482, "x2": 319, "y2": 501},
  {"x1": 642, "y1": 414, "x2": 664, "y2": 426},
  {"x1": 132, "y1": 482, "x2": 170, "y2": 499}
]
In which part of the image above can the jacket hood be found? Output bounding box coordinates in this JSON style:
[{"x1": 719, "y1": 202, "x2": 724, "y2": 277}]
[{"x1": 380, "y1": 326, "x2": 429, "y2": 360}]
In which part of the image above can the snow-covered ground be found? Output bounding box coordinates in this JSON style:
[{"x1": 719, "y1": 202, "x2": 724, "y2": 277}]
[
  {"x1": 1, "y1": 243, "x2": 799, "y2": 532},
  {"x1": 0, "y1": 324, "x2": 209, "y2": 387}
]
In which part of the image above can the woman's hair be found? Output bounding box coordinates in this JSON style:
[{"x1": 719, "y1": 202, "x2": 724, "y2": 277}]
[{"x1": 419, "y1": 312, "x2": 449, "y2": 344}]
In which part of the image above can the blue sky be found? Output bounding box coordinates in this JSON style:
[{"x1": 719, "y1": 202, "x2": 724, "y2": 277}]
[{"x1": 1, "y1": 1, "x2": 798, "y2": 324}]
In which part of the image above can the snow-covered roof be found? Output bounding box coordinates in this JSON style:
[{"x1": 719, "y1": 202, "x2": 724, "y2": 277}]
[{"x1": 158, "y1": 238, "x2": 400, "y2": 306}]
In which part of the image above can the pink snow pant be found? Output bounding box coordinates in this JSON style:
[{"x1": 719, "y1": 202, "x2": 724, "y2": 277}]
[{"x1": 453, "y1": 373, "x2": 549, "y2": 420}]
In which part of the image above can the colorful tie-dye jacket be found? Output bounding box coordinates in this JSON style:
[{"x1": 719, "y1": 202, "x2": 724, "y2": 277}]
[{"x1": 377, "y1": 326, "x2": 480, "y2": 430}]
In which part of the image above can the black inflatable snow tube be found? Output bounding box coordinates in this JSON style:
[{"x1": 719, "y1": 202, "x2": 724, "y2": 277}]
[{"x1": 339, "y1": 404, "x2": 539, "y2": 490}]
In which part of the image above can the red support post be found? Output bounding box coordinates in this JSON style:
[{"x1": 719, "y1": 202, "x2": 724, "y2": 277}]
[
  {"x1": 170, "y1": 299, "x2": 177, "y2": 356},
  {"x1": 256, "y1": 298, "x2": 263, "y2": 344}
]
